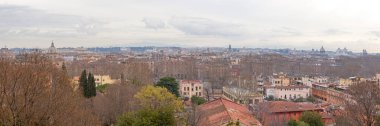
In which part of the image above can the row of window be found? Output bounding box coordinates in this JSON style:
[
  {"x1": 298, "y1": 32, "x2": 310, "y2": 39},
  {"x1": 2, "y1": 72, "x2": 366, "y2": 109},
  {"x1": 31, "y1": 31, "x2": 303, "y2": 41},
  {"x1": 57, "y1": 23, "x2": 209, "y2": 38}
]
[
  {"x1": 182, "y1": 92, "x2": 202, "y2": 96},
  {"x1": 280, "y1": 88, "x2": 305, "y2": 91},
  {"x1": 183, "y1": 86, "x2": 202, "y2": 91},
  {"x1": 273, "y1": 80, "x2": 283, "y2": 84},
  {"x1": 280, "y1": 93, "x2": 309, "y2": 99}
]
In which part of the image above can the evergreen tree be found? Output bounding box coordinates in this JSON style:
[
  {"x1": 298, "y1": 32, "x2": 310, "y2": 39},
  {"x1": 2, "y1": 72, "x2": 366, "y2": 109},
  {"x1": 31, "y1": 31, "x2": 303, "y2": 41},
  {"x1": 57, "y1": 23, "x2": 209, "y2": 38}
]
[
  {"x1": 191, "y1": 95, "x2": 207, "y2": 105},
  {"x1": 288, "y1": 119, "x2": 297, "y2": 126},
  {"x1": 121, "y1": 73, "x2": 126, "y2": 85},
  {"x1": 91, "y1": 73, "x2": 96, "y2": 97},
  {"x1": 61, "y1": 62, "x2": 66, "y2": 71},
  {"x1": 156, "y1": 77, "x2": 180, "y2": 97},
  {"x1": 79, "y1": 70, "x2": 89, "y2": 98},
  {"x1": 88, "y1": 73, "x2": 96, "y2": 97}
]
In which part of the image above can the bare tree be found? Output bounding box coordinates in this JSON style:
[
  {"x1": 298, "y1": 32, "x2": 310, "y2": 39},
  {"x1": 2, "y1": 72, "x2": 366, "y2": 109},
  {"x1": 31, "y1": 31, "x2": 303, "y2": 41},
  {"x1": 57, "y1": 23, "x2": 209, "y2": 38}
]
[
  {"x1": 341, "y1": 81, "x2": 380, "y2": 126},
  {"x1": 0, "y1": 54, "x2": 99, "y2": 126},
  {"x1": 93, "y1": 84, "x2": 139, "y2": 125}
]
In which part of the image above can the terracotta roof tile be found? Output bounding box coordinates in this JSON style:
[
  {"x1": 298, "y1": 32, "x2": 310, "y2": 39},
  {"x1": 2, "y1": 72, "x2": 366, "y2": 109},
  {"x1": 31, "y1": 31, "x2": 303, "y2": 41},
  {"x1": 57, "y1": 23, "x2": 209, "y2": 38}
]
[
  {"x1": 196, "y1": 98, "x2": 262, "y2": 126},
  {"x1": 259, "y1": 101, "x2": 323, "y2": 113}
]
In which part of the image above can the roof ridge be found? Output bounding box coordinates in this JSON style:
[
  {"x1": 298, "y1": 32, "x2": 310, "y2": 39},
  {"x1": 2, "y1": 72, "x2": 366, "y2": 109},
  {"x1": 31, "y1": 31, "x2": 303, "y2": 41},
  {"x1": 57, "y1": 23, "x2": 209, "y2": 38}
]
[
  {"x1": 220, "y1": 98, "x2": 234, "y2": 122},
  {"x1": 197, "y1": 97, "x2": 223, "y2": 108}
]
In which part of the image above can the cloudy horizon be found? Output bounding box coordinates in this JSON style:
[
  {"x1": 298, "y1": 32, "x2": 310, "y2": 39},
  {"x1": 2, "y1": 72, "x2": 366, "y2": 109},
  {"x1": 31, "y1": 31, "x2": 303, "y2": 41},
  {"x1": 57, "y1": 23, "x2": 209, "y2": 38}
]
[{"x1": 1, "y1": 0, "x2": 380, "y2": 52}]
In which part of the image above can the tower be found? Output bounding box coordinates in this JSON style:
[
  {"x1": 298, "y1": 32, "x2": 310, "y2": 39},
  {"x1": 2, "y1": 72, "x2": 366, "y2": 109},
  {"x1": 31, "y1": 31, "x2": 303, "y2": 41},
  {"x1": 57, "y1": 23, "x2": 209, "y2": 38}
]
[
  {"x1": 320, "y1": 46, "x2": 325, "y2": 54},
  {"x1": 48, "y1": 41, "x2": 57, "y2": 54},
  {"x1": 363, "y1": 49, "x2": 368, "y2": 56}
]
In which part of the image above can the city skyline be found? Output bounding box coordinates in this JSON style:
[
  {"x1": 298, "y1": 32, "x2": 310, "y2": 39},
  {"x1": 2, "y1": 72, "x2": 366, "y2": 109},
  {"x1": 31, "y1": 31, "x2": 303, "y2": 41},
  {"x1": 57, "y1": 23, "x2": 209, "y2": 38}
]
[{"x1": 1, "y1": 0, "x2": 380, "y2": 52}]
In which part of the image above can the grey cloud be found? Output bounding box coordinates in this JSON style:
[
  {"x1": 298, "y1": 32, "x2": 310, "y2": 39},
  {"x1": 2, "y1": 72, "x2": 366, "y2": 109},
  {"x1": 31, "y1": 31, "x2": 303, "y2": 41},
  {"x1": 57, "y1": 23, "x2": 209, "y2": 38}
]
[
  {"x1": 0, "y1": 5, "x2": 103, "y2": 37},
  {"x1": 169, "y1": 17, "x2": 247, "y2": 37},
  {"x1": 271, "y1": 27, "x2": 301, "y2": 36},
  {"x1": 370, "y1": 31, "x2": 380, "y2": 37},
  {"x1": 324, "y1": 29, "x2": 349, "y2": 35},
  {"x1": 142, "y1": 17, "x2": 165, "y2": 30}
]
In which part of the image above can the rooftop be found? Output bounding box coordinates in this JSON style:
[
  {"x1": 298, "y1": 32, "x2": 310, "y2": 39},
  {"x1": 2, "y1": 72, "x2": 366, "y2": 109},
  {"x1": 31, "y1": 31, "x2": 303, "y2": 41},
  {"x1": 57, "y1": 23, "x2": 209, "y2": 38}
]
[
  {"x1": 259, "y1": 101, "x2": 323, "y2": 113},
  {"x1": 196, "y1": 98, "x2": 261, "y2": 126}
]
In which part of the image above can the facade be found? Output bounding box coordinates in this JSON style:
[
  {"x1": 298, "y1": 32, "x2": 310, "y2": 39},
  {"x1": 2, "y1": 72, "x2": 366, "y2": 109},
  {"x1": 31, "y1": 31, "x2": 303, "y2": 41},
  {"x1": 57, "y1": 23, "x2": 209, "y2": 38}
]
[
  {"x1": 311, "y1": 84, "x2": 351, "y2": 106},
  {"x1": 269, "y1": 73, "x2": 290, "y2": 86},
  {"x1": 195, "y1": 98, "x2": 262, "y2": 126},
  {"x1": 311, "y1": 83, "x2": 329, "y2": 101},
  {"x1": 179, "y1": 80, "x2": 204, "y2": 98},
  {"x1": 94, "y1": 75, "x2": 115, "y2": 85},
  {"x1": 72, "y1": 75, "x2": 116, "y2": 87},
  {"x1": 301, "y1": 76, "x2": 328, "y2": 87},
  {"x1": 47, "y1": 42, "x2": 59, "y2": 60},
  {"x1": 265, "y1": 85, "x2": 310, "y2": 100},
  {"x1": 339, "y1": 76, "x2": 366, "y2": 86},
  {"x1": 326, "y1": 87, "x2": 350, "y2": 105}
]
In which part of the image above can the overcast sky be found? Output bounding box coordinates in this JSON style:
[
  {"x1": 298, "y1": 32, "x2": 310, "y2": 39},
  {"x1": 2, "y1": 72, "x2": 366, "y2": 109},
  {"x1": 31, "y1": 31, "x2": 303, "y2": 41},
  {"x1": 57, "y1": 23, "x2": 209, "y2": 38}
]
[{"x1": 0, "y1": 0, "x2": 380, "y2": 52}]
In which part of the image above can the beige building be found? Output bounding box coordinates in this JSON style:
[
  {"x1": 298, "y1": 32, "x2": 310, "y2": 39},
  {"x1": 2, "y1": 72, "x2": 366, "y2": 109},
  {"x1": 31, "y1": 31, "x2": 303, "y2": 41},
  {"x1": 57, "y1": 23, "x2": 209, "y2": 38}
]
[
  {"x1": 179, "y1": 80, "x2": 204, "y2": 98},
  {"x1": 339, "y1": 76, "x2": 366, "y2": 86},
  {"x1": 94, "y1": 75, "x2": 115, "y2": 85},
  {"x1": 72, "y1": 75, "x2": 116, "y2": 87},
  {"x1": 270, "y1": 72, "x2": 291, "y2": 86},
  {"x1": 301, "y1": 76, "x2": 329, "y2": 87}
]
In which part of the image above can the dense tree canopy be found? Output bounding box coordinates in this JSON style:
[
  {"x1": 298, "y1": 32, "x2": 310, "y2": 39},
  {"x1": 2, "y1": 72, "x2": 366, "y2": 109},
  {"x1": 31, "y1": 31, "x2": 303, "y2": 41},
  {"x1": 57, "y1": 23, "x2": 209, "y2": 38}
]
[
  {"x1": 116, "y1": 85, "x2": 183, "y2": 126},
  {"x1": 156, "y1": 77, "x2": 180, "y2": 97}
]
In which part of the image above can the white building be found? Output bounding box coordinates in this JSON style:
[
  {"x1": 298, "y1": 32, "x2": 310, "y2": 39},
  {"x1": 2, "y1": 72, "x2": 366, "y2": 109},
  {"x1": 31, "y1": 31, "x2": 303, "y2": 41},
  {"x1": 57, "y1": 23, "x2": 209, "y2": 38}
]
[
  {"x1": 179, "y1": 80, "x2": 204, "y2": 98},
  {"x1": 222, "y1": 86, "x2": 263, "y2": 104},
  {"x1": 265, "y1": 85, "x2": 310, "y2": 100},
  {"x1": 301, "y1": 76, "x2": 329, "y2": 87}
]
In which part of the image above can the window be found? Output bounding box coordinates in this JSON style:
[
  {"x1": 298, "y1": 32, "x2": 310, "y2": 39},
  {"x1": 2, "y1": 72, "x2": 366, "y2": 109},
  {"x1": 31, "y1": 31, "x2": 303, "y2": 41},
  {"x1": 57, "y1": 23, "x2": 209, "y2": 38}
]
[
  {"x1": 199, "y1": 92, "x2": 202, "y2": 96},
  {"x1": 196, "y1": 87, "x2": 198, "y2": 91},
  {"x1": 184, "y1": 87, "x2": 186, "y2": 90},
  {"x1": 192, "y1": 88, "x2": 194, "y2": 91}
]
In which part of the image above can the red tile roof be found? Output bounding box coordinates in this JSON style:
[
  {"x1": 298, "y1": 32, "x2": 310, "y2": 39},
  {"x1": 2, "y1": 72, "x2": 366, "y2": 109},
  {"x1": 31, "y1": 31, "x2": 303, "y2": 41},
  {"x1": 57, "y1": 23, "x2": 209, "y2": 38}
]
[
  {"x1": 195, "y1": 98, "x2": 262, "y2": 126},
  {"x1": 259, "y1": 101, "x2": 323, "y2": 113}
]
